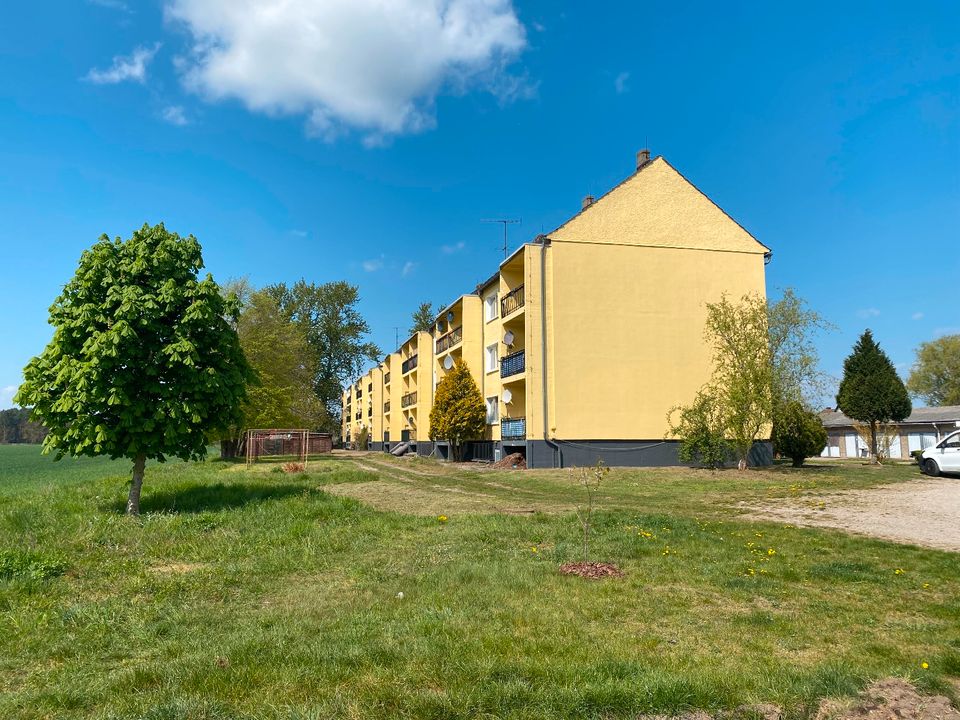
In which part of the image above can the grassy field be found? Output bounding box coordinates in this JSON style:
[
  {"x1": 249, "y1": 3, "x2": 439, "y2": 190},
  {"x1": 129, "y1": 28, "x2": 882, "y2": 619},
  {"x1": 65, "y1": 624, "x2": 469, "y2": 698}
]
[{"x1": 1, "y1": 445, "x2": 958, "y2": 719}]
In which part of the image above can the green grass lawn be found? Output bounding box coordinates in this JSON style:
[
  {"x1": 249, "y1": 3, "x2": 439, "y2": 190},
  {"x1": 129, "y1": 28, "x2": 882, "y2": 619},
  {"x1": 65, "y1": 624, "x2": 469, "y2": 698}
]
[{"x1": 0, "y1": 446, "x2": 957, "y2": 719}]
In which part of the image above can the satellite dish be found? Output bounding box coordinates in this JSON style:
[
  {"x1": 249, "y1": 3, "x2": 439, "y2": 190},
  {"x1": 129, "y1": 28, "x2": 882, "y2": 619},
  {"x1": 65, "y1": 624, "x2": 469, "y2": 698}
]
[
  {"x1": 503, "y1": 330, "x2": 515, "y2": 346},
  {"x1": 443, "y1": 355, "x2": 454, "y2": 370},
  {"x1": 502, "y1": 389, "x2": 512, "y2": 404},
  {"x1": 446, "y1": 311, "x2": 455, "y2": 323}
]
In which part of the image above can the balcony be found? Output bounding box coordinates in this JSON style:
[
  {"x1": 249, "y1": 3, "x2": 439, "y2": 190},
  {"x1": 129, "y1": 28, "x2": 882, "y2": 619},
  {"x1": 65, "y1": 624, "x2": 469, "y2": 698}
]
[
  {"x1": 501, "y1": 417, "x2": 526, "y2": 440},
  {"x1": 356, "y1": 389, "x2": 363, "y2": 399},
  {"x1": 501, "y1": 285, "x2": 525, "y2": 317},
  {"x1": 384, "y1": 372, "x2": 391, "y2": 385},
  {"x1": 368, "y1": 407, "x2": 373, "y2": 417},
  {"x1": 435, "y1": 326, "x2": 462, "y2": 354},
  {"x1": 354, "y1": 412, "x2": 361, "y2": 421},
  {"x1": 402, "y1": 355, "x2": 418, "y2": 374},
  {"x1": 401, "y1": 391, "x2": 417, "y2": 408},
  {"x1": 500, "y1": 349, "x2": 525, "y2": 378},
  {"x1": 384, "y1": 401, "x2": 391, "y2": 413}
]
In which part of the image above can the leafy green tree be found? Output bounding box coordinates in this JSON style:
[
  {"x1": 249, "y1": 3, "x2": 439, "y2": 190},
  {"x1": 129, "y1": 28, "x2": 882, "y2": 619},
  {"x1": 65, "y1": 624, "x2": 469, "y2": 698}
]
[
  {"x1": 907, "y1": 334, "x2": 960, "y2": 406},
  {"x1": 429, "y1": 358, "x2": 486, "y2": 461},
  {"x1": 771, "y1": 401, "x2": 827, "y2": 467},
  {"x1": 266, "y1": 280, "x2": 380, "y2": 432},
  {"x1": 668, "y1": 389, "x2": 731, "y2": 469},
  {"x1": 220, "y1": 291, "x2": 329, "y2": 458},
  {"x1": 837, "y1": 330, "x2": 911, "y2": 462},
  {"x1": 409, "y1": 302, "x2": 435, "y2": 335},
  {"x1": 768, "y1": 288, "x2": 832, "y2": 418},
  {"x1": 15, "y1": 223, "x2": 251, "y2": 514},
  {"x1": 704, "y1": 293, "x2": 773, "y2": 470}
]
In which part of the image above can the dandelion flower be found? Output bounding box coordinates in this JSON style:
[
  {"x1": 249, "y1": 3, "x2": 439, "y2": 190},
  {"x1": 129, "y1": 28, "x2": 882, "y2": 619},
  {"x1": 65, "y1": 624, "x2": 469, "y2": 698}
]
[
  {"x1": 437, "y1": 515, "x2": 448, "y2": 524},
  {"x1": 531, "y1": 547, "x2": 538, "y2": 553},
  {"x1": 767, "y1": 548, "x2": 776, "y2": 556},
  {"x1": 921, "y1": 661, "x2": 929, "y2": 669},
  {"x1": 894, "y1": 568, "x2": 905, "y2": 575}
]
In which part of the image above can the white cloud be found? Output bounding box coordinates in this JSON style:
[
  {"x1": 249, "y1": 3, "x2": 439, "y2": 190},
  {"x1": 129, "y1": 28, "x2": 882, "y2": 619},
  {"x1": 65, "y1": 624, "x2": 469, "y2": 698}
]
[
  {"x1": 166, "y1": 0, "x2": 528, "y2": 141},
  {"x1": 85, "y1": 44, "x2": 160, "y2": 84},
  {"x1": 441, "y1": 241, "x2": 466, "y2": 254},
  {"x1": 0, "y1": 385, "x2": 18, "y2": 409},
  {"x1": 401, "y1": 261, "x2": 417, "y2": 277},
  {"x1": 856, "y1": 307, "x2": 881, "y2": 319},
  {"x1": 290, "y1": 229, "x2": 308, "y2": 238},
  {"x1": 362, "y1": 256, "x2": 384, "y2": 272},
  {"x1": 162, "y1": 105, "x2": 189, "y2": 125},
  {"x1": 614, "y1": 71, "x2": 629, "y2": 94},
  {"x1": 911, "y1": 311, "x2": 924, "y2": 320}
]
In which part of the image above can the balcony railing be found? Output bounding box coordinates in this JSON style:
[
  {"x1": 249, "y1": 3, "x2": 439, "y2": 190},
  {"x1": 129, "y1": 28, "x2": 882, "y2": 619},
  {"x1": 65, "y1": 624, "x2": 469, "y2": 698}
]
[
  {"x1": 435, "y1": 325, "x2": 462, "y2": 354},
  {"x1": 384, "y1": 372, "x2": 390, "y2": 385},
  {"x1": 501, "y1": 284, "x2": 525, "y2": 316},
  {"x1": 500, "y1": 349, "x2": 525, "y2": 378},
  {"x1": 402, "y1": 355, "x2": 418, "y2": 374},
  {"x1": 501, "y1": 417, "x2": 526, "y2": 440},
  {"x1": 401, "y1": 391, "x2": 417, "y2": 408},
  {"x1": 355, "y1": 412, "x2": 361, "y2": 421},
  {"x1": 384, "y1": 401, "x2": 391, "y2": 413}
]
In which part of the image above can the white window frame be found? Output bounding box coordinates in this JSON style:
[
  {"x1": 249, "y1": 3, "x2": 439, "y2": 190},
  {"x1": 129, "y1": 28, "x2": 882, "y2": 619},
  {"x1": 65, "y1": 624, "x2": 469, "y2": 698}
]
[
  {"x1": 485, "y1": 397, "x2": 499, "y2": 424},
  {"x1": 485, "y1": 343, "x2": 499, "y2": 373},
  {"x1": 485, "y1": 293, "x2": 499, "y2": 322}
]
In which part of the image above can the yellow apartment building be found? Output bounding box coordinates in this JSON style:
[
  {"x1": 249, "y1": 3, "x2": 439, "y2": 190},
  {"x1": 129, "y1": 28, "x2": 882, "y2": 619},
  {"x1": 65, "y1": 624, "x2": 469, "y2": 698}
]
[{"x1": 342, "y1": 150, "x2": 771, "y2": 467}]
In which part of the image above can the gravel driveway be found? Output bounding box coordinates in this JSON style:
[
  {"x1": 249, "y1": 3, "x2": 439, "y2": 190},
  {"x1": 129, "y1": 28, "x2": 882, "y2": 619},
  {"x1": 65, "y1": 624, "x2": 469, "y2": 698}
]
[{"x1": 744, "y1": 477, "x2": 960, "y2": 552}]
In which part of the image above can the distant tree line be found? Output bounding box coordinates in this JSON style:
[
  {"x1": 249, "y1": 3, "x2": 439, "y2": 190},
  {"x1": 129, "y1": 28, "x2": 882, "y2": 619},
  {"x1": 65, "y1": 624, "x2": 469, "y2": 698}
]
[{"x1": 0, "y1": 408, "x2": 48, "y2": 444}]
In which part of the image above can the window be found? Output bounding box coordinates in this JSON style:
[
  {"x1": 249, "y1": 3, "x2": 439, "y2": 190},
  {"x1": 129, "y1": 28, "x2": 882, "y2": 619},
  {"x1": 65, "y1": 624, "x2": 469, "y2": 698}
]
[
  {"x1": 486, "y1": 397, "x2": 499, "y2": 424},
  {"x1": 485, "y1": 344, "x2": 499, "y2": 373},
  {"x1": 485, "y1": 293, "x2": 499, "y2": 321}
]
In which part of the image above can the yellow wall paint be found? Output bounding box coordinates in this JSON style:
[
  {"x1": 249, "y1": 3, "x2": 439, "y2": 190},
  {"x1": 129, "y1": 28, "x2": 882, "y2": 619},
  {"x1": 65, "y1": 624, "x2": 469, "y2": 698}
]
[
  {"x1": 547, "y1": 242, "x2": 765, "y2": 438},
  {"x1": 551, "y1": 158, "x2": 769, "y2": 256}
]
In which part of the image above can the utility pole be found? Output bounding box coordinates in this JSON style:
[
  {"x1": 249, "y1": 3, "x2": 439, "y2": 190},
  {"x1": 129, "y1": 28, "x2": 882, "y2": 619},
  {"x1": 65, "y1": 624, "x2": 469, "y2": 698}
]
[{"x1": 482, "y1": 218, "x2": 521, "y2": 259}]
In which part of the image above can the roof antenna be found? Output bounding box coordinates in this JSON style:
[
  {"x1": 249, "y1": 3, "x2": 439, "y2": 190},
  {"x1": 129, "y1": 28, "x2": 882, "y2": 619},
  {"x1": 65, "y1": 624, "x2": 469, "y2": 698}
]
[{"x1": 482, "y1": 218, "x2": 521, "y2": 259}]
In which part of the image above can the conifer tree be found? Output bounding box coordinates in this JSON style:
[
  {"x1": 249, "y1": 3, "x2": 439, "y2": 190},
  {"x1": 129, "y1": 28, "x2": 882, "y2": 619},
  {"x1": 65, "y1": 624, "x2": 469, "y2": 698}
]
[
  {"x1": 429, "y1": 358, "x2": 485, "y2": 461},
  {"x1": 837, "y1": 330, "x2": 911, "y2": 462}
]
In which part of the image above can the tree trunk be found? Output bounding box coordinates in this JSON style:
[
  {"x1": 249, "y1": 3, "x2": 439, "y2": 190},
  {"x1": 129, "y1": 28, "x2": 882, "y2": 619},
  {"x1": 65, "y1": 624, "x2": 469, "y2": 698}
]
[
  {"x1": 791, "y1": 456, "x2": 804, "y2": 468},
  {"x1": 737, "y1": 457, "x2": 747, "y2": 471},
  {"x1": 869, "y1": 420, "x2": 879, "y2": 464},
  {"x1": 220, "y1": 438, "x2": 240, "y2": 459},
  {"x1": 127, "y1": 454, "x2": 147, "y2": 516}
]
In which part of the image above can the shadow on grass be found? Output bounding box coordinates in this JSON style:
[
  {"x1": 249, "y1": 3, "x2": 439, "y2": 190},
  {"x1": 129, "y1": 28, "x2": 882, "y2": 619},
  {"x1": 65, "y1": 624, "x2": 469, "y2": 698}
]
[{"x1": 108, "y1": 482, "x2": 315, "y2": 514}]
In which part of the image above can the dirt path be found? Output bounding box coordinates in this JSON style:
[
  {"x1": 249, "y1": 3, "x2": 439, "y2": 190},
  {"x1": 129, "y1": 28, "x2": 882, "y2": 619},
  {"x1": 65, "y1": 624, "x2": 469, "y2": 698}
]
[{"x1": 743, "y1": 477, "x2": 960, "y2": 552}]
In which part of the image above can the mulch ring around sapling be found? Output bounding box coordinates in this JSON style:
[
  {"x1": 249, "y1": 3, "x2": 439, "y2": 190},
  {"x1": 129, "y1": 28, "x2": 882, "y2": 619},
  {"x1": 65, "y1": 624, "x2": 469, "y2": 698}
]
[{"x1": 559, "y1": 561, "x2": 624, "y2": 579}]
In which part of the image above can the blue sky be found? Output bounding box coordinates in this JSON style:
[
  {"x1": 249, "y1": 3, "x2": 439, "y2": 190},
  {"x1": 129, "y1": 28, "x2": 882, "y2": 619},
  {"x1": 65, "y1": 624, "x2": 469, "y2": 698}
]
[{"x1": 1, "y1": 1, "x2": 958, "y2": 409}]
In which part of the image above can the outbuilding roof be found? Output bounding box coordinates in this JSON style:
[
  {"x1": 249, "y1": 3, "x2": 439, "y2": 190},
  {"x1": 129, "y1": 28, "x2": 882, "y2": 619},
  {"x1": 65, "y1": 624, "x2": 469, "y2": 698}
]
[{"x1": 819, "y1": 406, "x2": 960, "y2": 428}]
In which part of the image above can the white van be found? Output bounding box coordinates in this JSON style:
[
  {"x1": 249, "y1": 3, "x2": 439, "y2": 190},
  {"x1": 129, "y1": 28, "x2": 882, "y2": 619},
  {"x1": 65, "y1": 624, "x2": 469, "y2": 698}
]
[{"x1": 920, "y1": 430, "x2": 960, "y2": 476}]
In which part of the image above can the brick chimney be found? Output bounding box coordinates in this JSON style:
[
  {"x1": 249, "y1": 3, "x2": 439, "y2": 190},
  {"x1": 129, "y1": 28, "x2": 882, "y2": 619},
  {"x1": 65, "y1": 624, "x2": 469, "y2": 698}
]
[
  {"x1": 636, "y1": 148, "x2": 651, "y2": 169},
  {"x1": 581, "y1": 195, "x2": 595, "y2": 210}
]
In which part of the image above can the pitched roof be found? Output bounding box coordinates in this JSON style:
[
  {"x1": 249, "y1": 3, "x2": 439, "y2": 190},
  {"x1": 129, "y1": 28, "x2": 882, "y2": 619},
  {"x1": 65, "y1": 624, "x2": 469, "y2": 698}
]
[
  {"x1": 548, "y1": 156, "x2": 771, "y2": 255},
  {"x1": 819, "y1": 406, "x2": 960, "y2": 428}
]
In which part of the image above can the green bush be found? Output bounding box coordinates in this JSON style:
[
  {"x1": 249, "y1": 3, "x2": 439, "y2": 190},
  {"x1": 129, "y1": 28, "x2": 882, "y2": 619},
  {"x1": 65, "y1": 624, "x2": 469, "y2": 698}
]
[
  {"x1": 668, "y1": 390, "x2": 731, "y2": 469},
  {"x1": 0, "y1": 549, "x2": 67, "y2": 582},
  {"x1": 356, "y1": 426, "x2": 370, "y2": 451},
  {"x1": 772, "y1": 401, "x2": 827, "y2": 467}
]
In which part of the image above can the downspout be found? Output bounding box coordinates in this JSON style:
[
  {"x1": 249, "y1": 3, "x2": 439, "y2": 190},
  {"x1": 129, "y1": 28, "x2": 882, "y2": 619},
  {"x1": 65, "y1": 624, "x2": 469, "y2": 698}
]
[{"x1": 539, "y1": 236, "x2": 562, "y2": 468}]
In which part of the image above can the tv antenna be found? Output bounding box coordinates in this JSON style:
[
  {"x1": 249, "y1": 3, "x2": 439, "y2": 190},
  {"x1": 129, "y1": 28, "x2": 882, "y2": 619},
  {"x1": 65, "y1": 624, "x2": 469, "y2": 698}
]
[
  {"x1": 482, "y1": 218, "x2": 521, "y2": 259},
  {"x1": 393, "y1": 326, "x2": 401, "y2": 348}
]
